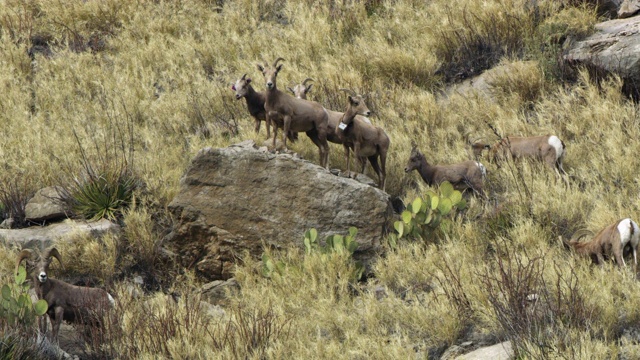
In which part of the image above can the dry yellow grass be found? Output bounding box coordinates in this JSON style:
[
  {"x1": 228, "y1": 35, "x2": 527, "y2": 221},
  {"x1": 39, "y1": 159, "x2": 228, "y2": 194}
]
[{"x1": 2, "y1": 0, "x2": 640, "y2": 358}]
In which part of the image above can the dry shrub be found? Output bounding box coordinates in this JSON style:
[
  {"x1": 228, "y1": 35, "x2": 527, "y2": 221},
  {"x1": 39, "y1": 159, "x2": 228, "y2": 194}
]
[
  {"x1": 55, "y1": 230, "x2": 119, "y2": 284},
  {"x1": 487, "y1": 60, "x2": 546, "y2": 109}
]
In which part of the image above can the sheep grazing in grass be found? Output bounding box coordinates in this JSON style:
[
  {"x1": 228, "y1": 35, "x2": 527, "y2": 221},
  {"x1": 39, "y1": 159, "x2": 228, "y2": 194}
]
[
  {"x1": 16, "y1": 247, "x2": 115, "y2": 342},
  {"x1": 563, "y1": 218, "x2": 640, "y2": 270},
  {"x1": 472, "y1": 135, "x2": 567, "y2": 177},
  {"x1": 405, "y1": 145, "x2": 486, "y2": 195},
  {"x1": 232, "y1": 73, "x2": 297, "y2": 142},
  {"x1": 257, "y1": 58, "x2": 330, "y2": 168},
  {"x1": 334, "y1": 89, "x2": 389, "y2": 190}
]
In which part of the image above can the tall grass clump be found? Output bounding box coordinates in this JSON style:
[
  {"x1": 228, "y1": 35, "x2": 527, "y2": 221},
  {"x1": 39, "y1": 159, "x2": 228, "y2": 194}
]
[
  {"x1": 427, "y1": 0, "x2": 536, "y2": 82},
  {"x1": 58, "y1": 99, "x2": 140, "y2": 222}
]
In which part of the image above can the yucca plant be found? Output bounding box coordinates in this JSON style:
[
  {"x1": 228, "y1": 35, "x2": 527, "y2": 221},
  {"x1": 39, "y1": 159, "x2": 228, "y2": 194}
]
[{"x1": 67, "y1": 170, "x2": 137, "y2": 221}]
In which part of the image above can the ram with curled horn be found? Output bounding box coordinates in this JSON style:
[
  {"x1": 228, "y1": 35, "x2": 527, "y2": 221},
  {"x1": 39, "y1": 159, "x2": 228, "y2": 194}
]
[
  {"x1": 333, "y1": 88, "x2": 390, "y2": 190},
  {"x1": 15, "y1": 247, "x2": 115, "y2": 342},
  {"x1": 287, "y1": 78, "x2": 315, "y2": 99},
  {"x1": 562, "y1": 218, "x2": 639, "y2": 270},
  {"x1": 256, "y1": 57, "x2": 331, "y2": 168}
]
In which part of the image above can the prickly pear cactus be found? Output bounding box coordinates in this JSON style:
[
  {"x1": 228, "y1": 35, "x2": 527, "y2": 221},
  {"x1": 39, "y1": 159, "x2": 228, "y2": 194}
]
[
  {"x1": 389, "y1": 181, "x2": 466, "y2": 246},
  {"x1": 0, "y1": 265, "x2": 48, "y2": 332}
]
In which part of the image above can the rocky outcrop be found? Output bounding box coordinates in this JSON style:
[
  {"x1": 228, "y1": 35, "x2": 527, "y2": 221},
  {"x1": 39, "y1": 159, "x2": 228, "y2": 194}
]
[
  {"x1": 25, "y1": 186, "x2": 67, "y2": 223},
  {"x1": 166, "y1": 140, "x2": 393, "y2": 280},
  {"x1": 0, "y1": 219, "x2": 120, "y2": 250},
  {"x1": 618, "y1": 0, "x2": 640, "y2": 18},
  {"x1": 564, "y1": 16, "x2": 640, "y2": 98}
]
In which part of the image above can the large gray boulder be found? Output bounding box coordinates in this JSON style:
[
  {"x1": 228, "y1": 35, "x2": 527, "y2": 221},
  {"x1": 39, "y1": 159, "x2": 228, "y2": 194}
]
[
  {"x1": 25, "y1": 186, "x2": 67, "y2": 223},
  {"x1": 564, "y1": 16, "x2": 640, "y2": 97},
  {"x1": 619, "y1": 0, "x2": 640, "y2": 18},
  {"x1": 166, "y1": 140, "x2": 393, "y2": 280}
]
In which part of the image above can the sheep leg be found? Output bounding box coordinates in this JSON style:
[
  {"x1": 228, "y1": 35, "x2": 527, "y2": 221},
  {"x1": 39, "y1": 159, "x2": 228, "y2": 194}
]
[
  {"x1": 254, "y1": 118, "x2": 261, "y2": 135},
  {"x1": 282, "y1": 115, "x2": 292, "y2": 150},
  {"x1": 368, "y1": 155, "x2": 383, "y2": 189},
  {"x1": 613, "y1": 245, "x2": 626, "y2": 268},
  {"x1": 52, "y1": 307, "x2": 64, "y2": 342},
  {"x1": 39, "y1": 313, "x2": 48, "y2": 336},
  {"x1": 596, "y1": 253, "x2": 605, "y2": 265},
  {"x1": 353, "y1": 142, "x2": 362, "y2": 177},
  {"x1": 379, "y1": 146, "x2": 387, "y2": 191},
  {"x1": 343, "y1": 144, "x2": 351, "y2": 176},
  {"x1": 316, "y1": 122, "x2": 329, "y2": 169},
  {"x1": 269, "y1": 113, "x2": 278, "y2": 149}
]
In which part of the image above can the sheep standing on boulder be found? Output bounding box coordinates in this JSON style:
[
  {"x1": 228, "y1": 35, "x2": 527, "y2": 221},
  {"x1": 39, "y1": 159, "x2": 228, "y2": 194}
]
[
  {"x1": 257, "y1": 58, "x2": 331, "y2": 168},
  {"x1": 232, "y1": 73, "x2": 297, "y2": 142},
  {"x1": 16, "y1": 247, "x2": 115, "y2": 342}
]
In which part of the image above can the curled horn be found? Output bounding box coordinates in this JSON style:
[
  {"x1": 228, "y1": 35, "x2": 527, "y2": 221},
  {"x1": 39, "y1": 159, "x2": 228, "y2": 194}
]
[
  {"x1": 570, "y1": 229, "x2": 594, "y2": 243},
  {"x1": 273, "y1": 57, "x2": 285, "y2": 67},
  {"x1": 302, "y1": 78, "x2": 314, "y2": 86},
  {"x1": 15, "y1": 249, "x2": 32, "y2": 275},
  {"x1": 339, "y1": 88, "x2": 356, "y2": 96},
  {"x1": 44, "y1": 247, "x2": 63, "y2": 269}
]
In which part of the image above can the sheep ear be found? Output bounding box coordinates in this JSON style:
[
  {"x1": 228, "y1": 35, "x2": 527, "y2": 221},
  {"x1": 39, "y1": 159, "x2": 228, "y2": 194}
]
[
  {"x1": 246, "y1": 78, "x2": 251, "y2": 84},
  {"x1": 276, "y1": 64, "x2": 283, "y2": 72},
  {"x1": 256, "y1": 64, "x2": 264, "y2": 72},
  {"x1": 305, "y1": 84, "x2": 313, "y2": 93},
  {"x1": 287, "y1": 87, "x2": 295, "y2": 94}
]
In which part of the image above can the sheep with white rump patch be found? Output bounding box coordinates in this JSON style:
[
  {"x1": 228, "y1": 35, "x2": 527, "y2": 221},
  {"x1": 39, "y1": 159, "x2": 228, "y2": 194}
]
[
  {"x1": 16, "y1": 247, "x2": 115, "y2": 342},
  {"x1": 471, "y1": 135, "x2": 567, "y2": 177},
  {"x1": 563, "y1": 218, "x2": 640, "y2": 271}
]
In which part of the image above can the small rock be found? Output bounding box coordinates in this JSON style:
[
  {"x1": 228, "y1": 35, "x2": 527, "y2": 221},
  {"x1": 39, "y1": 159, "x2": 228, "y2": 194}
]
[{"x1": 0, "y1": 218, "x2": 14, "y2": 229}]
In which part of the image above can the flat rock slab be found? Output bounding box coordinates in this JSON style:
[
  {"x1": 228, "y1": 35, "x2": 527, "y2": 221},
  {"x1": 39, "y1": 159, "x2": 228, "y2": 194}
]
[
  {"x1": 455, "y1": 341, "x2": 513, "y2": 360},
  {"x1": 0, "y1": 219, "x2": 120, "y2": 249}
]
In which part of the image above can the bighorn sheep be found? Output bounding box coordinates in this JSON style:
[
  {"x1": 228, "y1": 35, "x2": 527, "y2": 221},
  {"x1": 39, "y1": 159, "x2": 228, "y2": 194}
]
[
  {"x1": 471, "y1": 135, "x2": 567, "y2": 176},
  {"x1": 16, "y1": 247, "x2": 115, "y2": 342},
  {"x1": 563, "y1": 218, "x2": 639, "y2": 270},
  {"x1": 287, "y1": 78, "x2": 314, "y2": 99},
  {"x1": 405, "y1": 145, "x2": 486, "y2": 195},
  {"x1": 334, "y1": 89, "x2": 390, "y2": 190},
  {"x1": 232, "y1": 73, "x2": 297, "y2": 142},
  {"x1": 286, "y1": 78, "x2": 372, "y2": 144},
  {"x1": 257, "y1": 58, "x2": 330, "y2": 168}
]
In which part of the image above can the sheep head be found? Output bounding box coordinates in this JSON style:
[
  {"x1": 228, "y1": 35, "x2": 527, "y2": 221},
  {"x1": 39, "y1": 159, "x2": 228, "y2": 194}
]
[
  {"x1": 404, "y1": 145, "x2": 424, "y2": 173},
  {"x1": 257, "y1": 58, "x2": 285, "y2": 91},
  {"x1": 232, "y1": 73, "x2": 252, "y2": 100},
  {"x1": 339, "y1": 89, "x2": 370, "y2": 126},
  {"x1": 470, "y1": 141, "x2": 491, "y2": 158},
  {"x1": 287, "y1": 78, "x2": 314, "y2": 99},
  {"x1": 17, "y1": 247, "x2": 63, "y2": 284}
]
